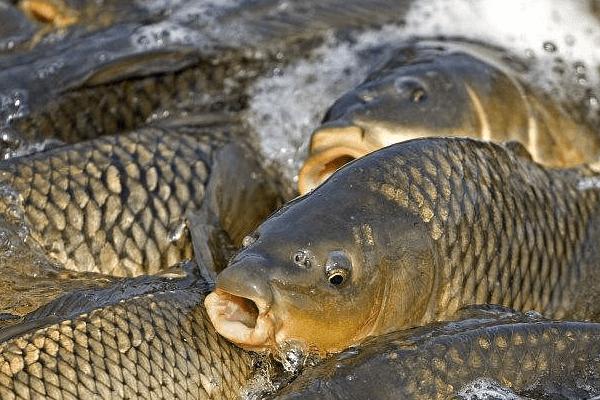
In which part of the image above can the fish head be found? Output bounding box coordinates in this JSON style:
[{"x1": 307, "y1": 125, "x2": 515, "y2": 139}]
[
  {"x1": 299, "y1": 47, "x2": 478, "y2": 193},
  {"x1": 206, "y1": 155, "x2": 437, "y2": 354}
]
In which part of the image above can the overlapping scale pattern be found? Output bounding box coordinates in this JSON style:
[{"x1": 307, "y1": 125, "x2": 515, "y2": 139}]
[
  {"x1": 370, "y1": 138, "x2": 600, "y2": 318},
  {"x1": 0, "y1": 128, "x2": 228, "y2": 276},
  {"x1": 0, "y1": 288, "x2": 253, "y2": 399}
]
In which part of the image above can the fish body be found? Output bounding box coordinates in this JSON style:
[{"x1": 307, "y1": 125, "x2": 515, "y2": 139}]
[
  {"x1": 0, "y1": 192, "x2": 115, "y2": 323},
  {"x1": 275, "y1": 310, "x2": 600, "y2": 399},
  {"x1": 0, "y1": 123, "x2": 281, "y2": 276},
  {"x1": 206, "y1": 137, "x2": 600, "y2": 354},
  {"x1": 298, "y1": 40, "x2": 600, "y2": 193},
  {"x1": 0, "y1": 0, "x2": 413, "y2": 157},
  {"x1": 0, "y1": 269, "x2": 254, "y2": 399}
]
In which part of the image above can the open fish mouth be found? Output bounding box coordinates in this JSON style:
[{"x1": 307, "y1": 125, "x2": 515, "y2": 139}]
[
  {"x1": 298, "y1": 125, "x2": 373, "y2": 194},
  {"x1": 205, "y1": 289, "x2": 275, "y2": 351}
]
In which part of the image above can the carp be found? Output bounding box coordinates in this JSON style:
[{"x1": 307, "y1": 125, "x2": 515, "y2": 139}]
[
  {"x1": 298, "y1": 40, "x2": 600, "y2": 193},
  {"x1": 275, "y1": 308, "x2": 600, "y2": 399},
  {"x1": 207, "y1": 137, "x2": 600, "y2": 354},
  {"x1": 0, "y1": 265, "x2": 254, "y2": 399},
  {"x1": 0, "y1": 0, "x2": 412, "y2": 157},
  {"x1": 0, "y1": 122, "x2": 282, "y2": 277}
]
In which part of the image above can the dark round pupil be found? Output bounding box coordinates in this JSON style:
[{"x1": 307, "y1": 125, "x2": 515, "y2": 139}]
[
  {"x1": 329, "y1": 274, "x2": 344, "y2": 286},
  {"x1": 411, "y1": 88, "x2": 427, "y2": 103}
]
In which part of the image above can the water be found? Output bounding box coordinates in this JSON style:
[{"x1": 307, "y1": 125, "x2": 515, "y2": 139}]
[
  {"x1": 247, "y1": 0, "x2": 600, "y2": 183},
  {"x1": 457, "y1": 378, "x2": 526, "y2": 400}
]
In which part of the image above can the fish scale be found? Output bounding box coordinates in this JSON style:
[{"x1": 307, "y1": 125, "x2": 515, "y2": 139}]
[
  {"x1": 0, "y1": 127, "x2": 226, "y2": 276},
  {"x1": 9, "y1": 57, "x2": 261, "y2": 150},
  {"x1": 0, "y1": 287, "x2": 253, "y2": 399},
  {"x1": 13, "y1": 65, "x2": 212, "y2": 144},
  {"x1": 275, "y1": 314, "x2": 600, "y2": 399},
  {"x1": 370, "y1": 139, "x2": 600, "y2": 319},
  {"x1": 212, "y1": 137, "x2": 600, "y2": 354}
]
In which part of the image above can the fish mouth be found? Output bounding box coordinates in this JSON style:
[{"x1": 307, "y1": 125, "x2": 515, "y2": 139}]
[
  {"x1": 205, "y1": 288, "x2": 275, "y2": 351},
  {"x1": 298, "y1": 125, "x2": 373, "y2": 194}
]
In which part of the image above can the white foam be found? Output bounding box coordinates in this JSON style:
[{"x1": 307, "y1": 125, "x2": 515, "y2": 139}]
[
  {"x1": 247, "y1": 27, "x2": 411, "y2": 182},
  {"x1": 577, "y1": 176, "x2": 600, "y2": 191},
  {"x1": 132, "y1": 0, "x2": 244, "y2": 50},
  {"x1": 247, "y1": 0, "x2": 600, "y2": 184},
  {"x1": 457, "y1": 378, "x2": 524, "y2": 400},
  {"x1": 0, "y1": 90, "x2": 28, "y2": 125}
]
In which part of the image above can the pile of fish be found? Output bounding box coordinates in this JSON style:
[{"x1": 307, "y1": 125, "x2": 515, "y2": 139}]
[{"x1": 0, "y1": 0, "x2": 598, "y2": 399}]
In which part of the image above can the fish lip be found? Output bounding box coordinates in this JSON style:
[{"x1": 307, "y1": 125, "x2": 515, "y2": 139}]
[
  {"x1": 205, "y1": 287, "x2": 276, "y2": 352},
  {"x1": 298, "y1": 124, "x2": 373, "y2": 194}
]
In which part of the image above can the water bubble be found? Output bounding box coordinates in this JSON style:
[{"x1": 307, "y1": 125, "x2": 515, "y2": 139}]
[
  {"x1": 281, "y1": 347, "x2": 304, "y2": 373},
  {"x1": 0, "y1": 90, "x2": 28, "y2": 125},
  {"x1": 564, "y1": 34, "x2": 575, "y2": 46},
  {"x1": 137, "y1": 35, "x2": 150, "y2": 46},
  {"x1": 35, "y1": 60, "x2": 64, "y2": 80},
  {"x1": 96, "y1": 52, "x2": 108, "y2": 62},
  {"x1": 574, "y1": 62, "x2": 586, "y2": 75},
  {"x1": 543, "y1": 41, "x2": 557, "y2": 52}
]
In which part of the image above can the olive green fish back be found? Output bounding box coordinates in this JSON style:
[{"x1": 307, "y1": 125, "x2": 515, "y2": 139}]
[
  {"x1": 369, "y1": 138, "x2": 600, "y2": 319},
  {"x1": 276, "y1": 318, "x2": 600, "y2": 399},
  {"x1": 0, "y1": 287, "x2": 253, "y2": 399},
  {"x1": 11, "y1": 62, "x2": 244, "y2": 145},
  {"x1": 0, "y1": 127, "x2": 226, "y2": 276}
]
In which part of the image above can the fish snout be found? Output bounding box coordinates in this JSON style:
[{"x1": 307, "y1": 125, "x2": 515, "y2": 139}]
[
  {"x1": 298, "y1": 123, "x2": 371, "y2": 194},
  {"x1": 216, "y1": 257, "x2": 274, "y2": 312},
  {"x1": 205, "y1": 255, "x2": 276, "y2": 351}
]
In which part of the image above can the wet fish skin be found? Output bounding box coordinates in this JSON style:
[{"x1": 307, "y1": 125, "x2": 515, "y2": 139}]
[
  {"x1": 0, "y1": 0, "x2": 413, "y2": 155},
  {"x1": 298, "y1": 40, "x2": 600, "y2": 193},
  {"x1": 207, "y1": 137, "x2": 600, "y2": 354},
  {"x1": 0, "y1": 191, "x2": 116, "y2": 323},
  {"x1": 0, "y1": 272, "x2": 254, "y2": 399},
  {"x1": 0, "y1": 2, "x2": 37, "y2": 53},
  {"x1": 0, "y1": 123, "x2": 282, "y2": 277},
  {"x1": 10, "y1": 60, "x2": 252, "y2": 147},
  {"x1": 274, "y1": 311, "x2": 600, "y2": 399}
]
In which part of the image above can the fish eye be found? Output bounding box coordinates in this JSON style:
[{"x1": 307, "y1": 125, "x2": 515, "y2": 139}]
[
  {"x1": 325, "y1": 250, "x2": 352, "y2": 287},
  {"x1": 242, "y1": 233, "x2": 259, "y2": 248},
  {"x1": 327, "y1": 269, "x2": 348, "y2": 286},
  {"x1": 394, "y1": 78, "x2": 428, "y2": 103},
  {"x1": 410, "y1": 88, "x2": 427, "y2": 103},
  {"x1": 292, "y1": 250, "x2": 313, "y2": 269}
]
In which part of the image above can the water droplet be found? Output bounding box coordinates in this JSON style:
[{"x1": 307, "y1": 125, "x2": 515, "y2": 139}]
[
  {"x1": 525, "y1": 49, "x2": 535, "y2": 59},
  {"x1": 336, "y1": 348, "x2": 360, "y2": 361},
  {"x1": 543, "y1": 41, "x2": 557, "y2": 52},
  {"x1": 167, "y1": 219, "x2": 188, "y2": 243},
  {"x1": 242, "y1": 235, "x2": 256, "y2": 248},
  {"x1": 564, "y1": 34, "x2": 575, "y2": 46}
]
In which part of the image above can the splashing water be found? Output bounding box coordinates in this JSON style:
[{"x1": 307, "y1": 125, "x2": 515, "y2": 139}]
[
  {"x1": 247, "y1": 0, "x2": 600, "y2": 184},
  {"x1": 457, "y1": 378, "x2": 525, "y2": 400}
]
